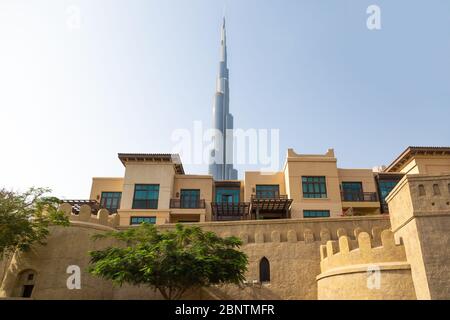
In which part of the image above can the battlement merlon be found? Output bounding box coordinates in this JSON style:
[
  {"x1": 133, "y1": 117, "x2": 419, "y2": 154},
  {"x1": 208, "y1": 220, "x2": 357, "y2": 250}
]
[
  {"x1": 319, "y1": 230, "x2": 408, "y2": 273},
  {"x1": 58, "y1": 203, "x2": 120, "y2": 230}
]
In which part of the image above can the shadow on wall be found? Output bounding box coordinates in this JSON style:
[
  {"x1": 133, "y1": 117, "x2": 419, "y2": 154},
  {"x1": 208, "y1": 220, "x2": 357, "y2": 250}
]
[{"x1": 202, "y1": 285, "x2": 283, "y2": 300}]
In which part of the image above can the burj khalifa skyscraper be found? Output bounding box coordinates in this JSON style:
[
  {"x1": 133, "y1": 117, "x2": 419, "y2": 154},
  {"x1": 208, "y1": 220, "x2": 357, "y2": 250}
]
[{"x1": 208, "y1": 18, "x2": 238, "y2": 181}]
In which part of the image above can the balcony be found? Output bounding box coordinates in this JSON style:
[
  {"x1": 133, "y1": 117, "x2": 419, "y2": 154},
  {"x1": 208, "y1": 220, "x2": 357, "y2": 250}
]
[
  {"x1": 341, "y1": 191, "x2": 378, "y2": 202},
  {"x1": 251, "y1": 193, "x2": 288, "y2": 200},
  {"x1": 250, "y1": 194, "x2": 293, "y2": 219},
  {"x1": 132, "y1": 199, "x2": 158, "y2": 209},
  {"x1": 170, "y1": 199, "x2": 206, "y2": 209},
  {"x1": 211, "y1": 202, "x2": 250, "y2": 221}
]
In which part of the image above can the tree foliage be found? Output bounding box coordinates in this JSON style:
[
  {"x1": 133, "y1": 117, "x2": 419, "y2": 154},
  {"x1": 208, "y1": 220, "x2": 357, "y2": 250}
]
[
  {"x1": 89, "y1": 223, "x2": 248, "y2": 300},
  {"x1": 0, "y1": 187, "x2": 69, "y2": 259}
]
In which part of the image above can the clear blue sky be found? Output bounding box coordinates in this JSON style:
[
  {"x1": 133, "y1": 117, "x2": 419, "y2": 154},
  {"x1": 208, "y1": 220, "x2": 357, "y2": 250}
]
[{"x1": 1, "y1": 0, "x2": 449, "y2": 198}]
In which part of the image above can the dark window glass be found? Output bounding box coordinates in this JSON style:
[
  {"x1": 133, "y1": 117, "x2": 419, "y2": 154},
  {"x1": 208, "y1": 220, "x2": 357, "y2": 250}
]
[
  {"x1": 303, "y1": 210, "x2": 330, "y2": 218},
  {"x1": 255, "y1": 185, "x2": 280, "y2": 199},
  {"x1": 132, "y1": 185, "x2": 159, "y2": 209},
  {"x1": 100, "y1": 192, "x2": 122, "y2": 213},
  {"x1": 22, "y1": 285, "x2": 34, "y2": 298},
  {"x1": 180, "y1": 189, "x2": 200, "y2": 208},
  {"x1": 130, "y1": 216, "x2": 156, "y2": 225},
  {"x1": 302, "y1": 177, "x2": 327, "y2": 198},
  {"x1": 378, "y1": 180, "x2": 400, "y2": 202},
  {"x1": 215, "y1": 188, "x2": 240, "y2": 203},
  {"x1": 259, "y1": 257, "x2": 270, "y2": 282},
  {"x1": 342, "y1": 182, "x2": 363, "y2": 201}
]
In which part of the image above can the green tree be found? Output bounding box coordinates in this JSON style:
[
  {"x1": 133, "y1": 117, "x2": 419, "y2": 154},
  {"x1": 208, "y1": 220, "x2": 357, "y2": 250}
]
[
  {"x1": 89, "y1": 223, "x2": 248, "y2": 300},
  {"x1": 0, "y1": 187, "x2": 69, "y2": 259}
]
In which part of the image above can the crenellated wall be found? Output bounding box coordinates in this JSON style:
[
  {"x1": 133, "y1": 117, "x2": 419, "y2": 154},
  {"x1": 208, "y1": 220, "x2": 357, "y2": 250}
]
[
  {"x1": 0, "y1": 204, "x2": 392, "y2": 300},
  {"x1": 316, "y1": 229, "x2": 416, "y2": 300}
]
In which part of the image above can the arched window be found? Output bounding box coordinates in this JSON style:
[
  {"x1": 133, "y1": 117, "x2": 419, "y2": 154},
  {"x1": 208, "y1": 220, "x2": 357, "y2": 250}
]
[
  {"x1": 14, "y1": 269, "x2": 36, "y2": 298},
  {"x1": 259, "y1": 257, "x2": 270, "y2": 283}
]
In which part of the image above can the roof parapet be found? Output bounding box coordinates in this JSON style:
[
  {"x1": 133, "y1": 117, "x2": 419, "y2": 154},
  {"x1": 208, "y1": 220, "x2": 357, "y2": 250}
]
[{"x1": 118, "y1": 153, "x2": 184, "y2": 174}]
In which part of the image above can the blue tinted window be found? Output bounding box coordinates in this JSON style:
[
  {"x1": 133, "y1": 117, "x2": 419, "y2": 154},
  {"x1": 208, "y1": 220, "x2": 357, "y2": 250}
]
[
  {"x1": 215, "y1": 188, "x2": 240, "y2": 203},
  {"x1": 303, "y1": 210, "x2": 330, "y2": 218},
  {"x1": 100, "y1": 192, "x2": 122, "y2": 213},
  {"x1": 302, "y1": 177, "x2": 327, "y2": 198},
  {"x1": 255, "y1": 185, "x2": 280, "y2": 198},
  {"x1": 180, "y1": 189, "x2": 200, "y2": 208},
  {"x1": 132, "y1": 184, "x2": 159, "y2": 209},
  {"x1": 130, "y1": 216, "x2": 156, "y2": 225}
]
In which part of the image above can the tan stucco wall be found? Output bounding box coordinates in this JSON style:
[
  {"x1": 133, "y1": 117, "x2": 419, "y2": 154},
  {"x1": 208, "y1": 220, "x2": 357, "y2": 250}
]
[
  {"x1": 398, "y1": 156, "x2": 450, "y2": 175},
  {"x1": 0, "y1": 211, "x2": 391, "y2": 300},
  {"x1": 338, "y1": 169, "x2": 377, "y2": 193},
  {"x1": 338, "y1": 168, "x2": 380, "y2": 213},
  {"x1": 316, "y1": 229, "x2": 416, "y2": 300},
  {"x1": 317, "y1": 268, "x2": 415, "y2": 300},
  {"x1": 89, "y1": 178, "x2": 124, "y2": 202},
  {"x1": 283, "y1": 149, "x2": 342, "y2": 218},
  {"x1": 243, "y1": 172, "x2": 286, "y2": 202},
  {"x1": 173, "y1": 174, "x2": 213, "y2": 221}
]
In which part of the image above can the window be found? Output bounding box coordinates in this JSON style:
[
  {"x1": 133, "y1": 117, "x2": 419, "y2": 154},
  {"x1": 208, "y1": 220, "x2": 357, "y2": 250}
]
[
  {"x1": 130, "y1": 216, "x2": 156, "y2": 225},
  {"x1": 180, "y1": 189, "x2": 200, "y2": 208},
  {"x1": 419, "y1": 184, "x2": 426, "y2": 196},
  {"x1": 433, "y1": 184, "x2": 441, "y2": 196},
  {"x1": 341, "y1": 182, "x2": 363, "y2": 201},
  {"x1": 215, "y1": 187, "x2": 240, "y2": 203},
  {"x1": 303, "y1": 210, "x2": 330, "y2": 218},
  {"x1": 132, "y1": 184, "x2": 159, "y2": 209},
  {"x1": 302, "y1": 176, "x2": 327, "y2": 198},
  {"x1": 100, "y1": 192, "x2": 122, "y2": 213},
  {"x1": 255, "y1": 185, "x2": 280, "y2": 199},
  {"x1": 259, "y1": 257, "x2": 270, "y2": 283},
  {"x1": 378, "y1": 180, "x2": 400, "y2": 202}
]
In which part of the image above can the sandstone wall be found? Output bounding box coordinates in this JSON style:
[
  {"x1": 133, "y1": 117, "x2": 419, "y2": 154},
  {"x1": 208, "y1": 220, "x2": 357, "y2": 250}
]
[{"x1": 0, "y1": 204, "x2": 391, "y2": 300}]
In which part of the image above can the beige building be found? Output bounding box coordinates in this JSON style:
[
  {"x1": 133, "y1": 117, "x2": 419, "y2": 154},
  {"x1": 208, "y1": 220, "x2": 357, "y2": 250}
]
[
  {"x1": 84, "y1": 147, "x2": 399, "y2": 227},
  {"x1": 1, "y1": 146, "x2": 450, "y2": 300}
]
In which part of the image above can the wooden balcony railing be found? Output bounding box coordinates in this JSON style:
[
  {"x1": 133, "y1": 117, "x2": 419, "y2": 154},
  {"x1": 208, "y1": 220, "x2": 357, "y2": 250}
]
[
  {"x1": 341, "y1": 191, "x2": 378, "y2": 202},
  {"x1": 170, "y1": 199, "x2": 206, "y2": 209}
]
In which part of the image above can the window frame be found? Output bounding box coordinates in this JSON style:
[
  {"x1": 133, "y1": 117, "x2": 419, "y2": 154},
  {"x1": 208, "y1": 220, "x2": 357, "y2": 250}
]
[
  {"x1": 303, "y1": 210, "x2": 331, "y2": 218},
  {"x1": 341, "y1": 182, "x2": 364, "y2": 201},
  {"x1": 100, "y1": 191, "x2": 122, "y2": 213},
  {"x1": 130, "y1": 216, "x2": 157, "y2": 225},
  {"x1": 180, "y1": 189, "x2": 201, "y2": 208},
  {"x1": 255, "y1": 185, "x2": 280, "y2": 199},
  {"x1": 132, "y1": 184, "x2": 160, "y2": 209},
  {"x1": 302, "y1": 176, "x2": 327, "y2": 199}
]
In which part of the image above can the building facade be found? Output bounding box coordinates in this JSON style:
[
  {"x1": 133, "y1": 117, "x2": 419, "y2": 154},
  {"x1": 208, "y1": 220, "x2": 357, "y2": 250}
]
[
  {"x1": 83, "y1": 147, "x2": 450, "y2": 227},
  {"x1": 1, "y1": 146, "x2": 450, "y2": 300}
]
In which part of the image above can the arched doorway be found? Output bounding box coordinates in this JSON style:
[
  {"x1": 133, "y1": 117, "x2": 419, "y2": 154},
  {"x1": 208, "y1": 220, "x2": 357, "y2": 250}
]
[{"x1": 14, "y1": 269, "x2": 37, "y2": 298}]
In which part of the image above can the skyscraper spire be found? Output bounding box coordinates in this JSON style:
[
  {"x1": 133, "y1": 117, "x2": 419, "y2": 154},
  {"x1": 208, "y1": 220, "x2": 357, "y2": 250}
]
[{"x1": 209, "y1": 18, "x2": 238, "y2": 181}]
